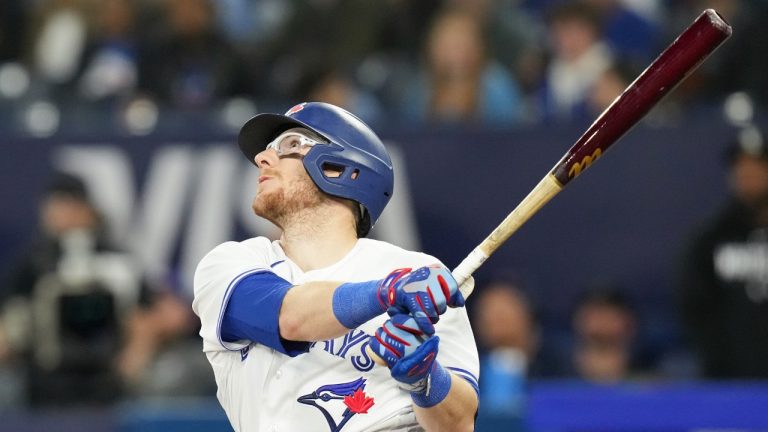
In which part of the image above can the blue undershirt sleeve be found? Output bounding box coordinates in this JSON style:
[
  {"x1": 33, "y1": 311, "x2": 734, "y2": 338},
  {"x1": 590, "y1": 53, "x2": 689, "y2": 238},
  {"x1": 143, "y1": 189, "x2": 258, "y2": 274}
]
[{"x1": 220, "y1": 271, "x2": 310, "y2": 357}]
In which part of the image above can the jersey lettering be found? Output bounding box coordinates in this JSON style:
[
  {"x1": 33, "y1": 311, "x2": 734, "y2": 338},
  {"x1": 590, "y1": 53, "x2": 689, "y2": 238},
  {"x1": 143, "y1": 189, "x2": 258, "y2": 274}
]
[{"x1": 311, "y1": 330, "x2": 375, "y2": 372}]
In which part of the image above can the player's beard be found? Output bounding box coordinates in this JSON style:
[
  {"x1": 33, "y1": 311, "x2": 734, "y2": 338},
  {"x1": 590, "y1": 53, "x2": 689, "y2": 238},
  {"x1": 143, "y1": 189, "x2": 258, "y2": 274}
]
[{"x1": 252, "y1": 172, "x2": 325, "y2": 229}]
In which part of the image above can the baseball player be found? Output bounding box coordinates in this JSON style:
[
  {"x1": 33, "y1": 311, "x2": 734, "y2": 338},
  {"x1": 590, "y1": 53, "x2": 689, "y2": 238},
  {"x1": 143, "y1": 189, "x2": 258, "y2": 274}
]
[{"x1": 192, "y1": 102, "x2": 479, "y2": 432}]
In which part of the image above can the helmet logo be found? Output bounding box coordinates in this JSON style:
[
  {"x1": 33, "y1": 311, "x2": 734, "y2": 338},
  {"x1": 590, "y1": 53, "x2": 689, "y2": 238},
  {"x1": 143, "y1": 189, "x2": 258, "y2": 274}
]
[{"x1": 285, "y1": 103, "x2": 306, "y2": 116}]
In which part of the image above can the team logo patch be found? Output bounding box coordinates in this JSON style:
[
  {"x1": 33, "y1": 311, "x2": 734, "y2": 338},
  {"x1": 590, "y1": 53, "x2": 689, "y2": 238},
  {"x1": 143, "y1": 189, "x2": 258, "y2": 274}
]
[
  {"x1": 285, "y1": 103, "x2": 306, "y2": 116},
  {"x1": 297, "y1": 377, "x2": 374, "y2": 432}
]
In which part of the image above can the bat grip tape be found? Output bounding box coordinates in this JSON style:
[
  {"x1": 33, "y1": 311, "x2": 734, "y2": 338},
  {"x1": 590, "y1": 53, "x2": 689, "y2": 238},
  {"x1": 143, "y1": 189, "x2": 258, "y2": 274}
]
[{"x1": 452, "y1": 248, "x2": 488, "y2": 298}]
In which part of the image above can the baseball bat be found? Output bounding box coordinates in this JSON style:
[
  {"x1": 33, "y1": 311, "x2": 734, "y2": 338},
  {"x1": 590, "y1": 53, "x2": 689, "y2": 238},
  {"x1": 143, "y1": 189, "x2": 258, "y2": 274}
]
[
  {"x1": 452, "y1": 8, "x2": 732, "y2": 297},
  {"x1": 369, "y1": 9, "x2": 731, "y2": 367}
]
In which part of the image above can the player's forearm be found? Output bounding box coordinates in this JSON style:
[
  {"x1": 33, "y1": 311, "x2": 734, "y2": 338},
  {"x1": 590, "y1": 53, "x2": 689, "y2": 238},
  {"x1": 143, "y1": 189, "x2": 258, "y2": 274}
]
[
  {"x1": 279, "y1": 281, "x2": 350, "y2": 342},
  {"x1": 413, "y1": 374, "x2": 478, "y2": 432},
  {"x1": 280, "y1": 277, "x2": 390, "y2": 342}
]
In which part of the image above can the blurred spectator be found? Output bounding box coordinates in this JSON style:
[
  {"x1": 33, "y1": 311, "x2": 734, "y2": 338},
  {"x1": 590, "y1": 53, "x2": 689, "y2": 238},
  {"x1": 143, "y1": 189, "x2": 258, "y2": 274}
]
[
  {"x1": 0, "y1": 172, "x2": 143, "y2": 406},
  {"x1": 571, "y1": 286, "x2": 638, "y2": 383},
  {"x1": 137, "y1": 0, "x2": 250, "y2": 110},
  {"x1": 585, "y1": 0, "x2": 660, "y2": 63},
  {"x1": 680, "y1": 127, "x2": 768, "y2": 378},
  {"x1": 213, "y1": 0, "x2": 286, "y2": 46},
  {"x1": 585, "y1": 61, "x2": 635, "y2": 117},
  {"x1": 538, "y1": 2, "x2": 614, "y2": 122},
  {"x1": 257, "y1": 0, "x2": 402, "y2": 103},
  {"x1": 620, "y1": 0, "x2": 662, "y2": 22},
  {"x1": 303, "y1": 68, "x2": 384, "y2": 126},
  {"x1": 116, "y1": 290, "x2": 213, "y2": 398},
  {"x1": 448, "y1": 0, "x2": 547, "y2": 104},
  {"x1": 399, "y1": 7, "x2": 525, "y2": 125},
  {"x1": 523, "y1": 0, "x2": 662, "y2": 22},
  {"x1": 76, "y1": 0, "x2": 138, "y2": 102},
  {"x1": 27, "y1": 0, "x2": 90, "y2": 92},
  {"x1": 473, "y1": 280, "x2": 538, "y2": 415}
]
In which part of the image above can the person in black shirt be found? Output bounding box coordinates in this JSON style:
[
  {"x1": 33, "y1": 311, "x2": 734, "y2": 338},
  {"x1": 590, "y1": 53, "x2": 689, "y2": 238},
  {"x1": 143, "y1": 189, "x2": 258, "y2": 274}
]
[{"x1": 681, "y1": 127, "x2": 768, "y2": 378}]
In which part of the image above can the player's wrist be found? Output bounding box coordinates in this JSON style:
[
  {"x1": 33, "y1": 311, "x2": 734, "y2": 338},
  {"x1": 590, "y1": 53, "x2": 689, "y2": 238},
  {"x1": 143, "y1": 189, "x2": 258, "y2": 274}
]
[
  {"x1": 410, "y1": 361, "x2": 452, "y2": 408},
  {"x1": 332, "y1": 280, "x2": 386, "y2": 329}
]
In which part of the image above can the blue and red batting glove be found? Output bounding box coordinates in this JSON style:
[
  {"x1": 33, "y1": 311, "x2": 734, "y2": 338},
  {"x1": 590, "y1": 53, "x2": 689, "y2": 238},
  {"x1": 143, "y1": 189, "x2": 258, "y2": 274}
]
[
  {"x1": 376, "y1": 265, "x2": 465, "y2": 335},
  {"x1": 369, "y1": 313, "x2": 453, "y2": 407},
  {"x1": 331, "y1": 264, "x2": 464, "y2": 332}
]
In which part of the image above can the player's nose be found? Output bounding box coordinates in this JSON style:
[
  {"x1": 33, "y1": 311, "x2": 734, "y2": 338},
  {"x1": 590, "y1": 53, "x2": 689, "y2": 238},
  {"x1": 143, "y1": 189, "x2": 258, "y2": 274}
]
[{"x1": 254, "y1": 148, "x2": 277, "y2": 169}]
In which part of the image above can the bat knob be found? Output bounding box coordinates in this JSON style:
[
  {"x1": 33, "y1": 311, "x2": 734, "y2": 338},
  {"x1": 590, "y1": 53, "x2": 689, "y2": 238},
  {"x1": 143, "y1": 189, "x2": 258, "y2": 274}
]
[
  {"x1": 452, "y1": 248, "x2": 487, "y2": 300},
  {"x1": 458, "y1": 276, "x2": 475, "y2": 300},
  {"x1": 366, "y1": 345, "x2": 388, "y2": 366}
]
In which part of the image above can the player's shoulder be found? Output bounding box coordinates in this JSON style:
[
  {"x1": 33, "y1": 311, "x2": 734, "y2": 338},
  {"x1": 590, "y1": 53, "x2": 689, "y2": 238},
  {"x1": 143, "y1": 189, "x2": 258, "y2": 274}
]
[
  {"x1": 197, "y1": 237, "x2": 274, "y2": 268},
  {"x1": 356, "y1": 238, "x2": 443, "y2": 267},
  {"x1": 239, "y1": 236, "x2": 275, "y2": 252},
  {"x1": 194, "y1": 237, "x2": 277, "y2": 294}
]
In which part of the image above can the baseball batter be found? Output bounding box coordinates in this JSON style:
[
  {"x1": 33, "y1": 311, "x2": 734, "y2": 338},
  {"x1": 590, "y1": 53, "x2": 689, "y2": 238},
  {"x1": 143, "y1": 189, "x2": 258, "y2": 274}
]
[{"x1": 192, "y1": 102, "x2": 479, "y2": 432}]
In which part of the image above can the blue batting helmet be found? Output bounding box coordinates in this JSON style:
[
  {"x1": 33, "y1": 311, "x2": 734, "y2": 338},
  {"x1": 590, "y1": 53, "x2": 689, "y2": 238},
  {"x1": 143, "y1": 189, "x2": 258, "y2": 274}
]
[{"x1": 238, "y1": 102, "x2": 394, "y2": 236}]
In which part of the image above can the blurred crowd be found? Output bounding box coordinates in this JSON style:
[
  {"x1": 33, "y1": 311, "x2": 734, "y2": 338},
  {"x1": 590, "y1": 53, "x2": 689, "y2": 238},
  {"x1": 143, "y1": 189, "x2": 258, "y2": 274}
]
[
  {"x1": 0, "y1": 173, "x2": 213, "y2": 409},
  {"x1": 1, "y1": 0, "x2": 768, "y2": 137},
  {"x1": 2, "y1": 0, "x2": 768, "y2": 423}
]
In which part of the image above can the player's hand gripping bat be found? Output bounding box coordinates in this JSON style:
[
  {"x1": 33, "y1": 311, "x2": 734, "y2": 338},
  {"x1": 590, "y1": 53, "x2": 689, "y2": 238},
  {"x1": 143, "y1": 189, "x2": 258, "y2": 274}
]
[{"x1": 369, "y1": 9, "x2": 732, "y2": 366}]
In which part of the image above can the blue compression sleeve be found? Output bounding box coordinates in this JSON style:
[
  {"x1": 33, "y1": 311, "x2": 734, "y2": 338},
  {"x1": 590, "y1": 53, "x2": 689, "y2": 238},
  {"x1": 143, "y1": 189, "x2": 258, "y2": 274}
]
[
  {"x1": 221, "y1": 271, "x2": 310, "y2": 356},
  {"x1": 332, "y1": 280, "x2": 384, "y2": 329}
]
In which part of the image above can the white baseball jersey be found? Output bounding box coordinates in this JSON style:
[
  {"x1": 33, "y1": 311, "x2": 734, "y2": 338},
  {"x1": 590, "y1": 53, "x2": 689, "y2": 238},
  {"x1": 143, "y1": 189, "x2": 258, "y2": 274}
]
[{"x1": 193, "y1": 237, "x2": 479, "y2": 432}]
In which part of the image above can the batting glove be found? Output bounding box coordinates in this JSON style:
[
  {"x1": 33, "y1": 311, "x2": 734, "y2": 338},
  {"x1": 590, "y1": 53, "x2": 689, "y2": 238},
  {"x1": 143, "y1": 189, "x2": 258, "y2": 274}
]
[
  {"x1": 368, "y1": 313, "x2": 453, "y2": 407},
  {"x1": 377, "y1": 265, "x2": 465, "y2": 335}
]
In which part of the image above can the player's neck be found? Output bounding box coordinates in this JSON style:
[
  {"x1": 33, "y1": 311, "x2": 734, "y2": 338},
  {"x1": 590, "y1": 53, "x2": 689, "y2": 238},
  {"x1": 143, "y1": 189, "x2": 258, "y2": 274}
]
[{"x1": 279, "y1": 202, "x2": 358, "y2": 272}]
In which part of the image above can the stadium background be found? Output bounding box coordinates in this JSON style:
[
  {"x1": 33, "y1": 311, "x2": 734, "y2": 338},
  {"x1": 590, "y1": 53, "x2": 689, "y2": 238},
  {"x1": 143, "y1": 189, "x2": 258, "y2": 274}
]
[{"x1": 1, "y1": 0, "x2": 768, "y2": 431}]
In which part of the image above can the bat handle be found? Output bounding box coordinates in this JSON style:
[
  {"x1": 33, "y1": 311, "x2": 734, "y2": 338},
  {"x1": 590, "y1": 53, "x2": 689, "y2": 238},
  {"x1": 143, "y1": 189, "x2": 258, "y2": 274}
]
[
  {"x1": 366, "y1": 251, "x2": 487, "y2": 367},
  {"x1": 452, "y1": 248, "x2": 488, "y2": 299}
]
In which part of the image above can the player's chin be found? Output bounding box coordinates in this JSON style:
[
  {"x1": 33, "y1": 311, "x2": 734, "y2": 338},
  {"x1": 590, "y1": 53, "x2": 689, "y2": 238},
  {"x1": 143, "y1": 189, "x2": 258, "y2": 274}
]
[
  {"x1": 252, "y1": 191, "x2": 279, "y2": 218},
  {"x1": 251, "y1": 195, "x2": 267, "y2": 217}
]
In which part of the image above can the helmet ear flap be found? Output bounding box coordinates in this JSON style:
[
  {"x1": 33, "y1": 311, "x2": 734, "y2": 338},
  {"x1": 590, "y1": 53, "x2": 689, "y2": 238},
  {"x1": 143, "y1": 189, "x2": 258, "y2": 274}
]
[
  {"x1": 319, "y1": 162, "x2": 362, "y2": 182},
  {"x1": 311, "y1": 160, "x2": 372, "y2": 238},
  {"x1": 319, "y1": 162, "x2": 345, "y2": 179}
]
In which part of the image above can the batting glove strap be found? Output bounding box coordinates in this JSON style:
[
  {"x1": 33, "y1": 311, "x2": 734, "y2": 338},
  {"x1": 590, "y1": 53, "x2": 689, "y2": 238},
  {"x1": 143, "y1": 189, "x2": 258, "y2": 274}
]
[
  {"x1": 376, "y1": 267, "x2": 413, "y2": 308},
  {"x1": 386, "y1": 335, "x2": 441, "y2": 394},
  {"x1": 411, "y1": 361, "x2": 452, "y2": 408},
  {"x1": 332, "y1": 280, "x2": 385, "y2": 329}
]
